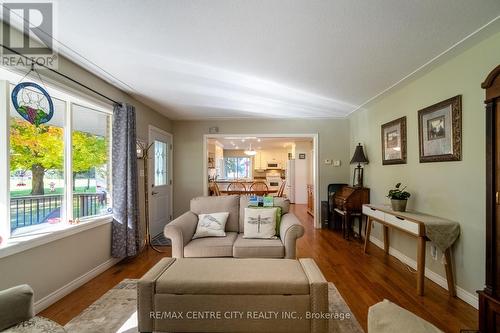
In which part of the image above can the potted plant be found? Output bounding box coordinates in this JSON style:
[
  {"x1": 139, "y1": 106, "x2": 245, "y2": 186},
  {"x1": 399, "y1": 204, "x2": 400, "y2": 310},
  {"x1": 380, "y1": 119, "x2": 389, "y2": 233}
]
[{"x1": 387, "y1": 183, "x2": 411, "y2": 212}]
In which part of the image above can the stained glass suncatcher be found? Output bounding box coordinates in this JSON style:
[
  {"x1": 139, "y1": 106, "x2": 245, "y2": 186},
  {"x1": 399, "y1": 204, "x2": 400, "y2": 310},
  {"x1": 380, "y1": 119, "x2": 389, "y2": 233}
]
[{"x1": 11, "y1": 82, "x2": 54, "y2": 126}]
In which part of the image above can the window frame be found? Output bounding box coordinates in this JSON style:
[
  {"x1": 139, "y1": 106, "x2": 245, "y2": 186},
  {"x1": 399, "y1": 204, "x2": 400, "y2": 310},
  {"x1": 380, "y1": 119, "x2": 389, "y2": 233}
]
[{"x1": 0, "y1": 67, "x2": 113, "y2": 241}]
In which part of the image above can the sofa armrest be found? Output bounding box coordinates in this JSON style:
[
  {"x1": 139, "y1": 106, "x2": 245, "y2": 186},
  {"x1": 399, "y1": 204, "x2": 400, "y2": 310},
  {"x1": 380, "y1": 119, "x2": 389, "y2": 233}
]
[
  {"x1": 138, "y1": 258, "x2": 176, "y2": 332},
  {"x1": 164, "y1": 211, "x2": 198, "y2": 258},
  {"x1": 0, "y1": 284, "x2": 34, "y2": 331},
  {"x1": 279, "y1": 213, "x2": 305, "y2": 259}
]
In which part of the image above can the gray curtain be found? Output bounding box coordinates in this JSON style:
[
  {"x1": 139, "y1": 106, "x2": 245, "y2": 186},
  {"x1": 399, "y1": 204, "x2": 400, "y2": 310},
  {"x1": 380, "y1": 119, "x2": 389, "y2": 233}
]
[{"x1": 111, "y1": 103, "x2": 140, "y2": 258}]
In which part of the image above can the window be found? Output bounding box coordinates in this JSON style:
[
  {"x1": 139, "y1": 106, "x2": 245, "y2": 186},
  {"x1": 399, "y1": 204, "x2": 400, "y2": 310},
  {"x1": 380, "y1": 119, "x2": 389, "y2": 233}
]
[
  {"x1": 72, "y1": 104, "x2": 112, "y2": 219},
  {"x1": 224, "y1": 157, "x2": 251, "y2": 179},
  {"x1": 2, "y1": 74, "x2": 113, "y2": 238},
  {"x1": 9, "y1": 87, "x2": 66, "y2": 231},
  {"x1": 154, "y1": 140, "x2": 167, "y2": 186}
]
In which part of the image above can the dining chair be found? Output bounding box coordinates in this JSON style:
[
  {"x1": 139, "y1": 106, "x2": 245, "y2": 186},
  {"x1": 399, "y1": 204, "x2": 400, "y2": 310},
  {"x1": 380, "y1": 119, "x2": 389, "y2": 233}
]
[
  {"x1": 276, "y1": 180, "x2": 286, "y2": 197},
  {"x1": 227, "y1": 182, "x2": 246, "y2": 193},
  {"x1": 210, "y1": 182, "x2": 221, "y2": 196},
  {"x1": 249, "y1": 182, "x2": 268, "y2": 196}
]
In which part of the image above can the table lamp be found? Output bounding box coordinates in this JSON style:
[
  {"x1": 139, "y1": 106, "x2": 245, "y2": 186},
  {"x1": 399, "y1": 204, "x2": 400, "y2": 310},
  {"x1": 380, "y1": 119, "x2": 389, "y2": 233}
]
[{"x1": 350, "y1": 143, "x2": 369, "y2": 187}]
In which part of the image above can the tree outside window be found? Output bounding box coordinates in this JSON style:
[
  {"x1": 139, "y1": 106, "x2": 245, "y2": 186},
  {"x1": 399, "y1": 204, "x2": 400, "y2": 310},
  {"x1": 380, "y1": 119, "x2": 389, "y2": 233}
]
[{"x1": 224, "y1": 157, "x2": 251, "y2": 179}]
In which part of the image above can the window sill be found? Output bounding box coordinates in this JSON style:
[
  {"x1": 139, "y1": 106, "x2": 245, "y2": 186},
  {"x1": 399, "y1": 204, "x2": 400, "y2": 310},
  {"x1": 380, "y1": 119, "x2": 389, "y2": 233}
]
[{"x1": 0, "y1": 215, "x2": 113, "y2": 259}]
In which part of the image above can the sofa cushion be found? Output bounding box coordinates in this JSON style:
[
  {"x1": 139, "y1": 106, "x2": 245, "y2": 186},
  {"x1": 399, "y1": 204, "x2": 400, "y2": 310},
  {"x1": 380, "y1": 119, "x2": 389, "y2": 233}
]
[
  {"x1": 155, "y1": 258, "x2": 309, "y2": 295},
  {"x1": 192, "y1": 212, "x2": 229, "y2": 239},
  {"x1": 190, "y1": 195, "x2": 240, "y2": 232},
  {"x1": 243, "y1": 207, "x2": 278, "y2": 239},
  {"x1": 184, "y1": 232, "x2": 238, "y2": 257},
  {"x1": 233, "y1": 234, "x2": 284, "y2": 258},
  {"x1": 239, "y1": 196, "x2": 290, "y2": 232}
]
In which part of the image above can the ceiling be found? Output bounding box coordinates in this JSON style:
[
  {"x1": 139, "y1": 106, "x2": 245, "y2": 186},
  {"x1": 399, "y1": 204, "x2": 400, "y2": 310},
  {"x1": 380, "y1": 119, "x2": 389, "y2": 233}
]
[
  {"x1": 25, "y1": 1, "x2": 500, "y2": 118},
  {"x1": 208, "y1": 137, "x2": 311, "y2": 150}
]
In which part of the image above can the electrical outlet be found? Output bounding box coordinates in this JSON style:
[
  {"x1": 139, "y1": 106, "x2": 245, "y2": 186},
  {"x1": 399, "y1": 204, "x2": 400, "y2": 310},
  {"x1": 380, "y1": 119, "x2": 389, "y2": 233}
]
[
  {"x1": 333, "y1": 160, "x2": 341, "y2": 167},
  {"x1": 139, "y1": 169, "x2": 145, "y2": 177},
  {"x1": 431, "y1": 244, "x2": 438, "y2": 260}
]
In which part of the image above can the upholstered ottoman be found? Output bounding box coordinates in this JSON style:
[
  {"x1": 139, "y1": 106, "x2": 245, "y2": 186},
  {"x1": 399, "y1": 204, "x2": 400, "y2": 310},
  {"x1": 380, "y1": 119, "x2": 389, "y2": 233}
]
[{"x1": 138, "y1": 258, "x2": 328, "y2": 333}]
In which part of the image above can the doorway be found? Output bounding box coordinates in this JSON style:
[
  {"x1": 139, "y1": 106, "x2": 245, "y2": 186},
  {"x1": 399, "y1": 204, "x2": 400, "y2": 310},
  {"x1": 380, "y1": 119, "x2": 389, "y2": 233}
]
[
  {"x1": 148, "y1": 126, "x2": 173, "y2": 238},
  {"x1": 202, "y1": 134, "x2": 320, "y2": 228}
]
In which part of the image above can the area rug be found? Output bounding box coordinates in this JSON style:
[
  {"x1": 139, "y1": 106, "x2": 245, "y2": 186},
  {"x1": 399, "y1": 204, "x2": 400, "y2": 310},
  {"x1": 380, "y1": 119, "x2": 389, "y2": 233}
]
[
  {"x1": 64, "y1": 279, "x2": 364, "y2": 333},
  {"x1": 151, "y1": 233, "x2": 171, "y2": 246}
]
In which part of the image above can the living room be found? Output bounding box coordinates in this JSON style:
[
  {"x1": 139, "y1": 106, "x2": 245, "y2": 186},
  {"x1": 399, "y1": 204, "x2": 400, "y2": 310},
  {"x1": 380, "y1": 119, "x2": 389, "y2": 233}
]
[{"x1": 0, "y1": 1, "x2": 499, "y2": 333}]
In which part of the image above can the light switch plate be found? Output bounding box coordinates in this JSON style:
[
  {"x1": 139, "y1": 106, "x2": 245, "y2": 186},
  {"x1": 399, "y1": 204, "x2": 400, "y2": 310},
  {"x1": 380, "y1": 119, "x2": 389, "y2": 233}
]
[
  {"x1": 139, "y1": 169, "x2": 145, "y2": 177},
  {"x1": 324, "y1": 159, "x2": 332, "y2": 165}
]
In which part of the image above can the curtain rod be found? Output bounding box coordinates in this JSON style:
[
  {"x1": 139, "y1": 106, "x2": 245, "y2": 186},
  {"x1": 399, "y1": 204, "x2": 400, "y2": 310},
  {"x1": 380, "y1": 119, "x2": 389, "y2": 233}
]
[{"x1": 0, "y1": 44, "x2": 121, "y2": 105}]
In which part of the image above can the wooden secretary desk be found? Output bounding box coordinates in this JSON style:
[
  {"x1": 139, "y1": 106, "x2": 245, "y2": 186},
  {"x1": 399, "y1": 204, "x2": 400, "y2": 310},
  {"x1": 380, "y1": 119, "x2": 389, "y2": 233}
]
[{"x1": 479, "y1": 64, "x2": 500, "y2": 333}]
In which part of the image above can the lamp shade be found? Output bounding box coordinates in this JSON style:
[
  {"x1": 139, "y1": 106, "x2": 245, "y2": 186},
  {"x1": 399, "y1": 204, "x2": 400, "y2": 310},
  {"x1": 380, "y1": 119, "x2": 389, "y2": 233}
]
[{"x1": 350, "y1": 143, "x2": 369, "y2": 164}]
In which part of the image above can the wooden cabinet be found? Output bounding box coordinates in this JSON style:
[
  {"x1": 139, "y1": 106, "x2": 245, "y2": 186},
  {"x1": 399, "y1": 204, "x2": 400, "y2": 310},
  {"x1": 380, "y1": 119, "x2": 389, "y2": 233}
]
[
  {"x1": 479, "y1": 64, "x2": 500, "y2": 333},
  {"x1": 307, "y1": 184, "x2": 314, "y2": 216}
]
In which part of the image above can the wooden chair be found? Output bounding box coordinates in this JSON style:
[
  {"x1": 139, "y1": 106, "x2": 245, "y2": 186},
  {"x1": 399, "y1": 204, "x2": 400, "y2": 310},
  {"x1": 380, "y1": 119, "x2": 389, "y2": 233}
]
[
  {"x1": 210, "y1": 182, "x2": 221, "y2": 196},
  {"x1": 249, "y1": 182, "x2": 268, "y2": 196},
  {"x1": 227, "y1": 182, "x2": 246, "y2": 193},
  {"x1": 276, "y1": 180, "x2": 286, "y2": 197}
]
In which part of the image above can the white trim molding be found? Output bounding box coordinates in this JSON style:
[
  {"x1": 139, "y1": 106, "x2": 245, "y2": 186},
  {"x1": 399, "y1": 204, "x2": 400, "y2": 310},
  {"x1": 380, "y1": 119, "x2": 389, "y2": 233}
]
[
  {"x1": 34, "y1": 257, "x2": 121, "y2": 313},
  {"x1": 0, "y1": 216, "x2": 113, "y2": 259},
  {"x1": 369, "y1": 236, "x2": 478, "y2": 309}
]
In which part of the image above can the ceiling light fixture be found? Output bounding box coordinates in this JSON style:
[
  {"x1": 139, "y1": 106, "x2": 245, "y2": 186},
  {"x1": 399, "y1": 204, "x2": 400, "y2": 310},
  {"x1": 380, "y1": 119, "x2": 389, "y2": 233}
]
[{"x1": 244, "y1": 143, "x2": 257, "y2": 156}]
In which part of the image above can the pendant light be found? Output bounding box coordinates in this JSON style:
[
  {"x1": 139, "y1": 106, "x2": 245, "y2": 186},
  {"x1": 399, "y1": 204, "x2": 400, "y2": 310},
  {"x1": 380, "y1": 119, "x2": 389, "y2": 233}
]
[{"x1": 244, "y1": 143, "x2": 257, "y2": 156}]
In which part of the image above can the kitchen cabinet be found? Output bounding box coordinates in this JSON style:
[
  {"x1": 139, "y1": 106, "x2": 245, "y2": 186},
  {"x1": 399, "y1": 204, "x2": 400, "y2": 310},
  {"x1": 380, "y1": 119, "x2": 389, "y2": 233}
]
[
  {"x1": 254, "y1": 149, "x2": 288, "y2": 170},
  {"x1": 254, "y1": 151, "x2": 264, "y2": 170}
]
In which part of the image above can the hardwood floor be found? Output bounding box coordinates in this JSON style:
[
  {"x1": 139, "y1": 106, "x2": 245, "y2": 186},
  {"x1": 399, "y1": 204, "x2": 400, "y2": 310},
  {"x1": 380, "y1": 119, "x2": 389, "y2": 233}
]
[{"x1": 41, "y1": 204, "x2": 477, "y2": 332}]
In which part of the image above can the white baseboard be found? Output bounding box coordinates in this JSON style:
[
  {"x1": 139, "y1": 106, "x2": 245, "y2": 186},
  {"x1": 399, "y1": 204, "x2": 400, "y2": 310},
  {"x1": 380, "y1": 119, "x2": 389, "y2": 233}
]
[
  {"x1": 34, "y1": 257, "x2": 121, "y2": 313},
  {"x1": 368, "y1": 236, "x2": 478, "y2": 309}
]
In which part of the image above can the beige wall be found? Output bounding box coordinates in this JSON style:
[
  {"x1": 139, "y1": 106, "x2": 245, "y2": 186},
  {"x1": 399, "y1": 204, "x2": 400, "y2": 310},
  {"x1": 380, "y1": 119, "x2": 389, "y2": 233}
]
[
  {"x1": 349, "y1": 30, "x2": 500, "y2": 297},
  {"x1": 0, "y1": 24, "x2": 172, "y2": 305},
  {"x1": 172, "y1": 119, "x2": 350, "y2": 217}
]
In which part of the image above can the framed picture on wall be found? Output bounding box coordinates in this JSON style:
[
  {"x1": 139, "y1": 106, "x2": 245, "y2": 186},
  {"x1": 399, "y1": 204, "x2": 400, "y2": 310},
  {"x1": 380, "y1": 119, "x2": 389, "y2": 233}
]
[
  {"x1": 418, "y1": 95, "x2": 462, "y2": 162},
  {"x1": 381, "y1": 116, "x2": 407, "y2": 165}
]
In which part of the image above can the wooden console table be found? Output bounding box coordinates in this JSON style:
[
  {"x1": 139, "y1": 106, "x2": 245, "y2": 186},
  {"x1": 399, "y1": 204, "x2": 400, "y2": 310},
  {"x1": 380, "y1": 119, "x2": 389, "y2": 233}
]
[{"x1": 362, "y1": 204, "x2": 460, "y2": 297}]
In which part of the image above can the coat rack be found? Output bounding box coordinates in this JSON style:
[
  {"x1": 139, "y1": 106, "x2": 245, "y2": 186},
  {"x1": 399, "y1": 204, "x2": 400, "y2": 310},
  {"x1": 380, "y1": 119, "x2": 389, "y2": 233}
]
[{"x1": 137, "y1": 140, "x2": 169, "y2": 253}]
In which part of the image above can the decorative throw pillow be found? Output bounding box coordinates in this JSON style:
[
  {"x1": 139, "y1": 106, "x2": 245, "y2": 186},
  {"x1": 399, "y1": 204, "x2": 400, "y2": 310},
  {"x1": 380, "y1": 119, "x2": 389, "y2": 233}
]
[
  {"x1": 192, "y1": 212, "x2": 229, "y2": 239},
  {"x1": 245, "y1": 206, "x2": 282, "y2": 236},
  {"x1": 243, "y1": 207, "x2": 277, "y2": 239}
]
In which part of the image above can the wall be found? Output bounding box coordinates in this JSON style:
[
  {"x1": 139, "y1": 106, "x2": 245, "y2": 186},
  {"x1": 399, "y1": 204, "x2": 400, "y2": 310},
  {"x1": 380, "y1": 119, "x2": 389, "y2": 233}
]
[
  {"x1": 172, "y1": 119, "x2": 350, "y2": 217},
  {"x1": 0, "y1": 24, "x2": 172, "y2": 307},
  {"x1": 349, "y1": 30, "x2": 500, "y2": 300}
]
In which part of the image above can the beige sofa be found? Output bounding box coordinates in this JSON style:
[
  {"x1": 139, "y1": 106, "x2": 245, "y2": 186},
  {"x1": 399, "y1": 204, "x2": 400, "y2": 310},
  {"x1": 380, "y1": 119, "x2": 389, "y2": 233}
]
[
  {"x1": 138, "y1": 257, "x2": 328, "y2": 333},
  {"x1": 164, "y1": 195, "x2": 305, "y2": 259}
]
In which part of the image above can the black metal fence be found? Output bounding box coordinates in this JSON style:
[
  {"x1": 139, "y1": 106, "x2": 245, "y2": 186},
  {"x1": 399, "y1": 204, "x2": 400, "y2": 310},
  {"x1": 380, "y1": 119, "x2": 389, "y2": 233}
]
[{"x1": 10, "y1": 193, "x2": 107, "y2": 230}]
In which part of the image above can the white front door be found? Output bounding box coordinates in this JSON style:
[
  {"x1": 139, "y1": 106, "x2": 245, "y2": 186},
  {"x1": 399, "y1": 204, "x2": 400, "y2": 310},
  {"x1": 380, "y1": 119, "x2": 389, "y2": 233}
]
[{"x1": 148, "y1": 126, "x2": 173, "y2": 238}]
